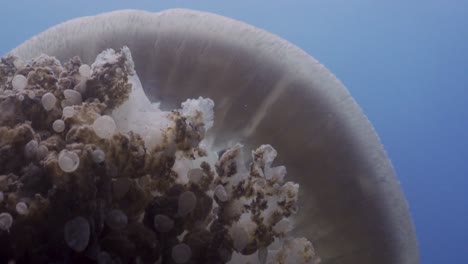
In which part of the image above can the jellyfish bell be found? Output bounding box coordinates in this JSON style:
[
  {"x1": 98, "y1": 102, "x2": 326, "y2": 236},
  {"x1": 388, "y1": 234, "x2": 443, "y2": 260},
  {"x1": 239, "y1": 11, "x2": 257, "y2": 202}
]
[{"x1": 8, "y1": 9, "x2": 419, "y2": 264}]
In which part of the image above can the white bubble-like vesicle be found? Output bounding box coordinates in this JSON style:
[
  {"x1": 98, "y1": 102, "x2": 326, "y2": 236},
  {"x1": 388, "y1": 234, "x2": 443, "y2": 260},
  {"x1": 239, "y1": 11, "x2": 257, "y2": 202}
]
[
  {"x1": 12, "y1": 74, "x2": 27, "y2": 91},
  {"x1": 172, "y1": 243, "x2": 192, "y2": 264},
  {"x1": 273, "y1": 238, "x2": 316, "y2": 263},
  {"x1": 58, "y1": 150, "x2": 80, "y2": 173},
  {"x1": 214, "y1": 185, "x2": 228, "y2": 202},
  {"x1": 79, "y1": 64, "x2": 92, "y2": 78},
  {"x1": 180, "y1": 97, "x2": 215, "y2": 130},
  {"x1": 41, "y1": 92, "x2": 57, "y2": 111},
  {"x1": 231, "y1": 226, "x2": 249, "y2": 252},
  {"x1": 13, "y1": 58, "x2": 25, "y2": 70},
  {"x1": 93, "y1": 115, "x2": 117, "y2": 139},
  {"x1": 52, "y1": 119, "x2": 65, "y2": 133},
  {"x1": 62, "y1": 106, "x2": 75, "y2": 118},
  {"x1": 61, "y1": 99, "x2": 72, "y2": 108},
  {"x1": 115, "y1": 67, "x2": 123, "y2": 76},
  {"x1": 265, "y1": 166, "x2": 287, "y2": 183},
  {"x1": 64, "y1": 216, "x2": 90, "y2": 252},
  {"x1": 187, "y1": 168, "x2": 203, "y2": 183},
  {"x1": 17, "y1": 94, "x2": 24, "y2": 101},
  {"x1": 92, "y1": 148, "x2": 106, "y2": 163},
  {"x1": 24, "y1": 139, "x2": 39, "y2": 159},
  {"x1": 63, "y1": 89, "x2": 82, "y2": 105},
  {"x1": 153, "y1": 214, "x2": 174, "y2": 233},
  {"x1": 16, "y1": 202, "x2": 29, "y2": 215},
  {"x1": 36, "y1": 145, "x2": 49, "y2": 160},
  {"x1": 273, "y1": 218, "x2": 292, "y2": 234},
  {"x1": 28, "y1": 91, "x2": 36, "y2": 99},
  {"x1": 106, "y1": 209, "x2": 128, "y2": 230},
  {"x1": 0, "y1": 213, "x2": 13, "y2": 231},
  {"x1": 177, "y1": 191, "x2": 197, "y2": 216}
]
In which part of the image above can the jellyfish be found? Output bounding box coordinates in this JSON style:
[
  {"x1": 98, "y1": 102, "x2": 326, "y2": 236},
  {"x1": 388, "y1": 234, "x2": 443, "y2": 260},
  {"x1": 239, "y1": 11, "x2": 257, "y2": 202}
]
[{"x1": 6, "y1": 9, "x2": 418, "y2": 264}]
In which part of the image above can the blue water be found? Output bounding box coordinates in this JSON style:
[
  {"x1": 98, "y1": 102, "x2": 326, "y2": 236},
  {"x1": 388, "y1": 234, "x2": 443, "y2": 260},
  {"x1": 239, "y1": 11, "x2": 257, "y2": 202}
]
[{"x1": 2, "y1": 1, "x2": 467, "y2": 263}]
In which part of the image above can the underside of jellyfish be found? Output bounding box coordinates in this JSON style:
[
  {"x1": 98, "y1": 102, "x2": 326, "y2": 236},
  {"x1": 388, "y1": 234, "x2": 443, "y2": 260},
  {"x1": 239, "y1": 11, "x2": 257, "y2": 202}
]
[{"x1": 0, "y1": 47, "x2": 320, "y2": 264}]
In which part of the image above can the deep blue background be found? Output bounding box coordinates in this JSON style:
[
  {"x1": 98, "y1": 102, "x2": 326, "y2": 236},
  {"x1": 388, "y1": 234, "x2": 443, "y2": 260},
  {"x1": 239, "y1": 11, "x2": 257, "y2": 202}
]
[{"x1": 2, "y1": 1, "x2": 467, "y2": 263}]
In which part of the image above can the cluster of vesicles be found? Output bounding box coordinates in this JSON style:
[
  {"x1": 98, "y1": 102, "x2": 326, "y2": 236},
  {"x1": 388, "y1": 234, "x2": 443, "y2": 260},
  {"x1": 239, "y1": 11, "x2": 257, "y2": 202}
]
[
  {"x1": 211, "y1": 144, "x2": 319, "y2": 264},
  {"x1": 0, "y1": 48, "x2": 319, "y2": 264}
]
